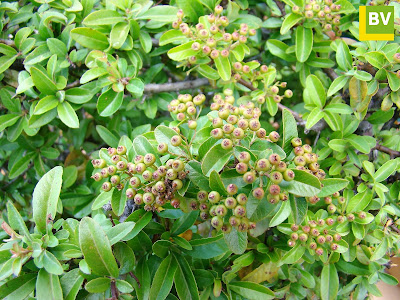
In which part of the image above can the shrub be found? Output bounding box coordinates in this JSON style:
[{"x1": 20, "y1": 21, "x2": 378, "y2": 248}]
[{"x1": 1, "y1": 1, "x2": 400, "y2": 299}]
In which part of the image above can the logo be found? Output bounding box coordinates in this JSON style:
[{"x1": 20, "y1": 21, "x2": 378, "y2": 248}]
[{"x1": 359, "y1": 6, "x2": 394, "y2": 41}]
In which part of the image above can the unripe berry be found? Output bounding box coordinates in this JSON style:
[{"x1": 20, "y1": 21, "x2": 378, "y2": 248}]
[
  {"x1": 283, "y1": 169, "x2": 295, "y2": 181},
  {"x1": 299, "y1": 233, "x2": 308, "y2": 242},
  {"x1": 172, "y1": 160, "x2": 185, "y2": 172},
  {"x1": 311, "y1": 228, "x2": 320, "y2": 237},
  {"x1": 211, "y1": 216, "x2": 223, "y2": 230},
  {"x1": 238, "y1": 152, "x2": 251, "y2": 163},
  {"x1": 237, "y1": 119, "x2": 249, "y2": 130},
  {"x1": 92, "y1": 173, "x2": 102, "y2": 182},
  {"x1": 252, "y1": 187, "x2": 265, "y2": 199},
  {"x1": 287, "y1": 240, "x2": 296, "y2": 247},
  {"x1": 302, "y1": 225, "x2": 311, "y2": 233},
  {"x1": 108, "y1": 147, "x2": 117, "y2": 156},
  {"x1": 243, "y1": 171, "x2": 256, "y2": 184},
  {"x1": 134, "y1": 193, "x2": 143, "y2": 205},
  {"x1": 315, "y1": 248, "x2": 324, "y2": 256},
  {"x1": 234, "y1": 205, "x2": 246, "y2": 217},
  {"x1": 143, "y1": 193, "x2": 155, "y2": 204},
  {"x1": 394, "y1": 53, "x2": 400, "y2": 63},
  {"x1": 222, "y1": 123, "x2": 234, "y2": 134},
  {"x1": 270, "y1": 171, "x2": 283, "y2": 184},
  {"x1": 215, "y1": 5, "x2": 223, "y2": 14},
  {"x1": 317, "y1": 235, "x2": 326, "y2": 244},
  {"x1": 325, "y1": 235, "x2": 333, "y2": 243},
  {"x1": 171, "y1": 135, "x2": 182, "y2": 146},
  {"x1": 227, "y1": 183, "x2": 238, "y2": 195},
  {"x1": 102, "y1": 182, "x2": 112, "y2": 192},
  {"x1": 249, "y1": 119, "x2": 261, "y2": 131},
  {"x1": 221, "y1": 138, "x2": 233, "y2": 150},
  {"x1": 269, "y1": 184, "x2": 281, "y2": 195},
  {"x1": 235, "y1": 162, "x2": 248, "y2": 174},
  {"x1": 269, "y1": 131, "x2": 280, "y2": 142},
  {"x1": 233, "y1": 62, "x2": 242, "y2": 70},
  {"x1": 110, "y1": 175, "x2": 120, "y2": 185},
  {"x1": 327, "y1": 204, "x2": 336, "y2": 213},
  {"x1": 202, "y1": 45, "x2": 211, "y2": 55},
  {"x1": 255, "y1": 159, "x2": 270, "y2": 172},
  {"x1": 232, "y1": 128, "x2": 245, "y2": 139},
  {"x1": 269, "y1": 154, "x2": 281, "y2": 165},
  {"x1": 129, "y1": 176, "x2": 141, "y2": 188},
  {"x1": 347, "y1": 213, "x2": 355, "y2": 222},
  {"x1": 210, "y1": 50, "x2": 219, "y2": 59},
  {"x1": 291, "y1": 224, "x2": 299, "y2": 232},
  {"x1": 107, "y1": 165, "x2": 117, "y2": 176},
  {"x1": 111, "y1": 155, "x2": 121, "y2": 164},
  {"x1": 188, "y1": 120, "x2": 197, "y2": 129},
  {"x1": 208, "y1": 191, "x2": 221, "y2": 203},
  {"x1": 294, "y1": 156, "x2": 306, "y2": 166},
  {"x1": 166, "y1": 169, "x2": 177, "y2": 180},
  {"x1": 211, "y1": 128, "x2": 224, "y2": 139}
]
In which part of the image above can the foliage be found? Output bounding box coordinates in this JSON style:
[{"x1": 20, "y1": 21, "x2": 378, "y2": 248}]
[{"x1": 1, "y1": 0, "x2": 400, "y2": 299}]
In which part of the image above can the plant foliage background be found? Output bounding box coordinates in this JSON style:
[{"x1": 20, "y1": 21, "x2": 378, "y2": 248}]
[{"x1": 0, "y1": 0, "x2": 400, "y2": 299}]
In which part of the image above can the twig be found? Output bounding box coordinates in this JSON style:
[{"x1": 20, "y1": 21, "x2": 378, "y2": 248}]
[
  {"x1": 275, "y1": 0, "x2": 287, "y2": 16},
  {"x1": 110, "y1": 281, "x2": 118, "y2": 300},
  {"x1": 0, "y1": 39, "x2": 15, "y2": 47},
  {"x1": 65, "y1": 80, "x2": 80, "y2": 89},
  {"x1": 129, "y1": 272, "x2": 141, "y2": 288},
  {"x1": 144, "y1": 78, "x2": 209, "y2": 93},
  {"x1": 390, "y1": 224, "x2": 400, "y2": 235},
  {"x1": 323, "y1": 68, "x2": 339, "y2": 80},
  {"x1": 374, "y1": 142, "x2": 400, "y2": 158}
]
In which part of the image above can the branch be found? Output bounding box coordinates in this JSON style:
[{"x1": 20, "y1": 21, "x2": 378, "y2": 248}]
[
  {"x1": 275, "y1": 0, "x2": 286, "y2": 16},
  {"x1": 374, "y1": 142, "x2": 400, "y2": 158},
  {"x1": 323, "y1": 68, "x2": 338, "y2": 80},
  {"x1": 143, "y1": 78, "x2": 209, "y2": 93},
  {"x1": 66, "y1": 80, "x2": 80, "y2": 89},
  {"x1": 0, "y1": 39, "x2": 15, "y2": 47}
]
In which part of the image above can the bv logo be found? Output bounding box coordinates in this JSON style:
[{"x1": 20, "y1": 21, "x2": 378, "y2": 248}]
[{"x1": 359, "y1": 6, "x2": 394, "y2": 41}]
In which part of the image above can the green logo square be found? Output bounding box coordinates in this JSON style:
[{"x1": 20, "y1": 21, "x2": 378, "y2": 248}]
[{"x1": 366, "y1": 6, "x2": 394, "y2": 34}]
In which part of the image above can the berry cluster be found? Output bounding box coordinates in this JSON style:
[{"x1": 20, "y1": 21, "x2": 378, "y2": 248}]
[
  {"x1": 196, "y1": 188, "x2": 257, "y2": 233},
  {"x1": 172, "y1": 6, "x2": 255, "y2": 65},
  {"x1": 291, "y1": 137, "x2": 326, "y2": 183},
  {"x1": 287, "y1": 217, "x2": 344, "y2": 256},
  {"x1": 292, "y1": 0, "x2": 343, "y2": 36},
  {"x1": 91, "y1": 146, "x2": 187, "y2": 212},
  {"x1": 167, "y1": 93, "x2": 206, "y2": 129}
]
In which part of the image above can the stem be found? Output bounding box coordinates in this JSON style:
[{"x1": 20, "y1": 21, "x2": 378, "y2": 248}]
[
  {"x1": 129, "y1": 272, "x2": 141, "y2": 288},
  {"x1": 374, "y1": 142, "x2": 400, "y2": 158}
]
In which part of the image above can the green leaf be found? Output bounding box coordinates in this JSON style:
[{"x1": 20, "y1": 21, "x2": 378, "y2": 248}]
[
  {"x1": 133, "y1": 258, "x2": 151, "y2": 300},
  {"x1": 7, "y1": 201, "x2": 31, "y2": 240},
  {"x1": 0, "y1": 273, "x2": 36, "y2": 299},
  {"x1": 197, "y1": 65, "x2": 220, "y2": 80},
  {"x1": 106, "y1": 222, "x2": 136, "y2": 246},
  {"x1": 79, "y1": 217, "x2": 119, "y2": 278},
  {"x1": 201, "y1": 144, "x2": 233, "y2": 176},
  {"x1": 110, "y1": 22, "x2": 130, "y2": 49},
  {"x1": 171, "y1": 210, "x2": 199, "y2": 235},
  {"x1": 327, "y1": 76, "x2": 348, "y2": 97},
  {"x1": 126, "y1": 78, "x2": 145, "y2": 98},
  {"x1": 43, "y1": 250, "x2": 64, "y2": 275},
  {"x1": 60, "y1": 269, "x2": 84, "y2": 300},
  {"x1": 364, "y1": 51, "x2": 388, "y2": 69},
  {"x1": 9, "y1": 152, "x2": 36, "y2": 180},
  {"x1": 281, "y1": 169, "x2": 321, "y2": 197},
  {"x1": 167, "y1": 41, "x2": 198, "y2": 61},
  {"x1": 280, "y1": 13, "x2": 303, "y2": 35},
  {"x1": 328, "y1": 139, "x2": 347, "y2": 152},
  {"x1": 96, "y1": 125, "x2": 119, "y2": 148},
  {"x1": 281, "y1": 243, "x2": 305, "y2": 264},
  {"x1": 85, "y1": 277, "x2": 111, "y2": 293},
  {"x1": 184, "y1": 235, "x2": 228, "y2": 259},
  {"x1": 324, "y1": 103, "x2": 353, "y2": 114},
  {"x1": 281, "y1": 109, "x2": 298, "y2": 156},
  {"x1": 80, "y1": 67, "x2": 108, "y2": 84},
  {"x1": 336, "y1": 41, "x2": 352, "y2": 71},
  {"x1": 269, "y1": 200, "x2": 291, "y2": 227},
  {"x1": 304, "y1": 75, "x2": 326, "y2": 108},
  {"x1": 346, "y1": 190, "x2": 373, "y2": 213},
  {"x1": 111, "y1": 188, "x2": 127, "y2": 216},
  {"x1": 318, "y1": 178, "x2": 349, "y2": 197},
  {"x1": 267, "y1": 40, "x2": 296, "y2": 62},
  {"x1": 289, "y1": 196, "x2": 307, "y2": 224},
  {"x1": 36, "y1": 269, "x2": 63, "y2": 300},
  {"x1": 83, "y1": 10, "x2": 125, "y2": 25},
  {"x1": 387, "y1": 71, "x2": 400, "y2": 91},
  {"x1": 0, "y1": 55, "x2": 17, "y2": 75},
  {"x1": 137, "y1": 5, "x2": 179, "y2": 22},
  {"x1": 159, "y1": 29, "x2": 187, "y2": 46},
  {"x1": 71, "y1": 28, "x2": 109, "y2": 50},
  {"x1": 32, "y1": 166, "x2": 63, "y2": 232},
  {"x1": 185, "y1": 160, "x2": 210, "y2": 190},
  {"x1": 295, "y1": 27, "x2": 313, "y2": 63},
  {"x1": 320, "y1": 264, "x2": 339, "y2": 300},
  {"x1": 57, "y1": 102, "x2": 79, "y2": 128},
  {"x1": 374, "y1": 160, "x2": 398, "y2": 182},
  {"x1": 173, "y1": 253, "x2": 200, "y2": 300},
  {"x1": 0, "y1": 113, "x2": 20, "y2": 131},
  {"x1": 97, "y1": 89, "x2": 123, "y2": 117},
  {"x1": 149, "y1": 254, "x2": 178, "y2": 300},
  {"x1": 209, "y1": 170, "x2": 227, "y2": 195},
  {"x1": 31, "y1": 66, "x2": 58, "y2": 95},
  {"x1": 229, "y1": 281, "x2": 274, "y2": 299},
  {"x1": 34, "y1": 95, "x2": 59, "y2": 115},
  {"x1": 47, "y1": 38, "x2": 68, "y2": 57},
  {"x1": 177, "y1": 0, "x2": 204, "y2": 22},
  {"x1": 306, "y1": 107, "x2": 324, "y2": 129},
  {"x1": 214, "y1": 56, "x2": 231, "y2": 81},
  {"x1": 224, "y1": 228, "x2": 247, "y2": 254},
  {"x1": 116, "y1": 279, "x2": 134, "y2": 293}
]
